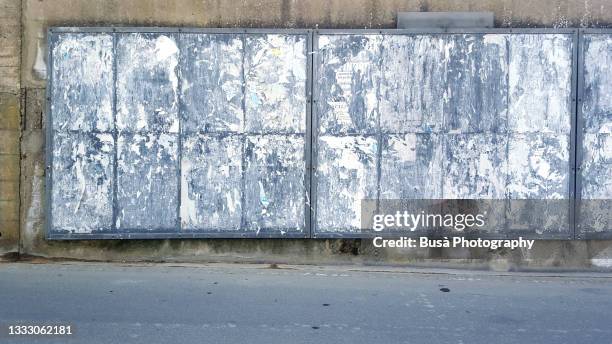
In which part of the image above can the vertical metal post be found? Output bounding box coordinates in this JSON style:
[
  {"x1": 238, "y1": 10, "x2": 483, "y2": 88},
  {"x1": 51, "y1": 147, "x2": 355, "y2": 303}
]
[
  {"x1": 305, "y1": 30, "x2": 314, "y2": 238},
  {"x1": 44, "y1": 29, "x2": 55, "y2": 238},
  {"x1": 574, "y1": 30, "x2": 586, "y2": 239},
  {"x1": 176, "y1": 30, "x2": 184, "y2": 233},
  {"x1": 310, "y1": 31, "x2": 320, "y2": 238},
  {"x1": 111, "y1": 30, "x2": 119, "y2": 233}
]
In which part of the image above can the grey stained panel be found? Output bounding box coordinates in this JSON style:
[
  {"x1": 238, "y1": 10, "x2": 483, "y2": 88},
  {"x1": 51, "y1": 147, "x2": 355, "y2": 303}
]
[
  {"x1": 506, "y1": 133, "x2": 571, "y2": 235},
  {"x1": 244, "y1": 135, "x2": 306, "y2": 231},
  {"x1": 578, "y1": 133, "x2": 612, "y2": 233},
  {"x1": 507, "y1": 34, "x2": 573, "y2": 133},
  {"x1": 180, "y1": 34, "x2": 244, "y2": 133},
  {"x1": 507, "y1": 133, "x2": 570, "y2": 199},
  {"x1": 316, "y1": 35, "x2": 381, "y2": 135},
  {"x1": 581, "y1": 133, "x2": 612, "y2": 199},
  {"x1": 51, "y1": 132, "x2": 115, "y2": 233},
  {"x1": 116, "y1": 33, "x2": 180, "y2": 133},
  {"x1": 379, "y1": 35, "x2": 446, "y2": 133},
  {"x1": 51, "y1": 33, "x2": 114, "y2": 132},
  {"x1": 245, "y1": 35, "x2": 307, "y2": 134},
  {"x1": 379, "y1": 134, "x2": 443, "y2": 199},
  {"x1": 442, "y1": 133, "x2": 508, "y2": 199},
  {"x1": 579, "y1": 33, "x2": 612, "y2": 236},
  {"x1": 180, "y1": 134, "x2": 243, "y2": 230},
  {"x1": 116, "y1": 132, "x2": 179, "y2": 231},
  {"x1": 315, "y1": 136, "x2": 378, "y2": 232},
  {"x1": 444, "y1": 34, "x2": 508, "y2": 133},
  {"x1": 582, "y1": 35, "x2": 612, "y2": 134},
  {"x1": 380, "y1": 34, "x2": 508, "y2": 134}
]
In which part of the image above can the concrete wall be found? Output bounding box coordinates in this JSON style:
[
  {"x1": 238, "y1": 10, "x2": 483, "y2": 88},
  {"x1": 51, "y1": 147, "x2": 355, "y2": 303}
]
[
  {"x1": 4, "y1": 0, "x2": 612, "y2": 269},
  {"x1": 0, "y1": 0, "x2": 21, "y2": 257}
]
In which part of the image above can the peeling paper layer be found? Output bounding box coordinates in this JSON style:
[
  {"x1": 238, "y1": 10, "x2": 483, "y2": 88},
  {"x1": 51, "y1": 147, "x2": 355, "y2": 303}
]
[
  {"x1": 443, "y1": 134, "x2": 508, "y2": 199},
  {"x1": 581, "y1": 133, "x2": 612, "y2": 200},
  {"x1": 116, "y1": 132, "x2": 179, "y2": 230},
  {"x1": 51, "y1": 132, "x2": 114, "y2": 233},
  {"x1": 51, "y1": 34, "x2": 114, "y2": 132},
  {"x1": 380, "y1": 35, "x2": 447, "y2": 133},
  {"x1": 244, "y1": 135, "x2": 305, "y2": 231},
  {"x1": 508, "y1": 34, "x2": 573, "y2": 133},
  {"x1": 507, "y1": 133, "x2": 570, "y2": 199},
  {"x1": 315, "y1": 33, "x2": 574, "y2": 236},
  {"x1": 181, "y1": 34, "x2": 244, "y2": 133},
  {"x1": 443, "y1": 34, "x2": 508, "y2": 133},
  {"x1": 379, "y1": 133, "x2": 443, "y2": 199},
  {"x1": 317, "y1": 35, "x2": 381, "y2": 135},
  {"x1": 116, "y1": 34, "x2": 180, "y2": 133},
  {"x1": 579, "y1": 34, "x2": 612, "y2": 234},
  {"x1": 583, "y1": 35, "x2": 612, "y2": 134},
  {"x1": 245, "y1": 35, "x2": 307, "y2": 134},
  {"x1": 580, "y1": 137, "x2": 610, "y2": 235},
  {"x1": 49, "y1": 31, "x2": 309, "y2": 237},
  {"x1": 181, "y1": 134, "x2": 243, "y2": 230},
  {"x1": 316, "y1": 136, "x2": 378, "y2": 232}
]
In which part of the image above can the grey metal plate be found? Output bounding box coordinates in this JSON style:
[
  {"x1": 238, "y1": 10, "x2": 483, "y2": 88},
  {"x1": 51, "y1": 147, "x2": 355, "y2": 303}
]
[{"x1": 396, "y1": 12, "x2": 494, "y2": 29}]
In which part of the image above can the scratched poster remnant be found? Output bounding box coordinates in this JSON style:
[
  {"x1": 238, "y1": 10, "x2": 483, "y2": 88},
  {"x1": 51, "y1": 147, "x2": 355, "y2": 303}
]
[
  {"x1": 443, "y1": 134, "x2": 508, "y2": 199},
  {"x1": 579, "y1": 34, "x2": 612, "y2": 235},
  {"x1": 51, "y1": 34, "x2": 114, "y2": 132},
  {"x1": 442, "y1": 134, "x2": 509, "y2": 234},
  {"x1": 379, "y1": 134, "x2": 443, "y2": 199},
  {"x1": 444, "y1": 34, "x2": 508, "y2": 133},
  {"x1": 380, "y1": 34, "x2": 508, "y2": 134},
  {"x1": 379, "y1": 35, "x2": 448, "y2": 133},
  {"x1": 508, "y1": 34, "x2": 573, "y2": 133},
  {"x1": 116, "y1": 33, "x2": 180, "y2": 133},
  {"x1": 181, "y1": 134, "x2": 243, "y2": 230},
  {"x1": 316, "y1": 136, "x2": 378, "y2": 232},
  {"x1": 49, "y1": 30, "x2": 309, "y2": 238},
  {"x1": 579, "y1": 133, "x2": 612, "y2": 232},
  {"x1": 116, "y1": 132, "x2": 179, "y2": 230},
  {"x1": 506, "y1": 134, "x2": 570, "y2": 234},
  {"x1": 581, "y1": 134, "x2": 612, "y2": 198},
  {"x1": 244, "y1": 135, "x2": 305, "y2": 231},
  {"x1": 507, "y1": 134, "x2": 570, "y2": 199},
  {"x1": 317, "y1": 35, "x2": 382, "y2": 135},
  {"x1": 582, "y1": 35, "x2": 612, "y2": 134},
  {"x1": 181, "y1": 34, "x2": 244, "y2": 133},
  {"x1": 51, "y1": 132, "x2": 114, "y2": 233},
  {"x1": 315, "y1": 33, "x2": 574, "y2": 237},
  {"x1": 245, "y1": 35, "x2": 307, "y2": 134}
]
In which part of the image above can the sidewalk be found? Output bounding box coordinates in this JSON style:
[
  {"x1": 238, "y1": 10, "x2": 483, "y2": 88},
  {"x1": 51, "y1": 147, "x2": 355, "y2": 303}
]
[{"x1": 1, "y1": 262, "x2": 611, "y2": 344}]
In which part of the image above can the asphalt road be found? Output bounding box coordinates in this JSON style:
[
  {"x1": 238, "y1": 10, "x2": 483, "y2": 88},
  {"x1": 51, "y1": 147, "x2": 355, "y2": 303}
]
[{"x1": 0, "y1": 262, "x2": 611, "y2": 344}]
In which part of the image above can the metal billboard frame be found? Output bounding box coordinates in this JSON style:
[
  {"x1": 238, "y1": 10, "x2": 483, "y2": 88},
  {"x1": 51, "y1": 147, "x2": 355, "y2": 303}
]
[
  {"x1": 45, "y1": 27, "x2": 594, "y2": 240},
  {"x1": 45, "y1": 27, "x2": 314, "y2": 240},
  {"x1": 310, "y1": 28, "x2": 579, "y2": 239}
]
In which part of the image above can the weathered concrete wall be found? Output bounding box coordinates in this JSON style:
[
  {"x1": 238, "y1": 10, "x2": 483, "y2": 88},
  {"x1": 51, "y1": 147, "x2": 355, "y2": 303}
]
[
  {"x1": 20, "y1": 0, "x2": 612, "y2": 88},
  {"x1": 7, "y1": 0, "x2": 612, "y2": 269},
  {"x1": 0, "y1": 0, "x2": 21, "y2": 257}
]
